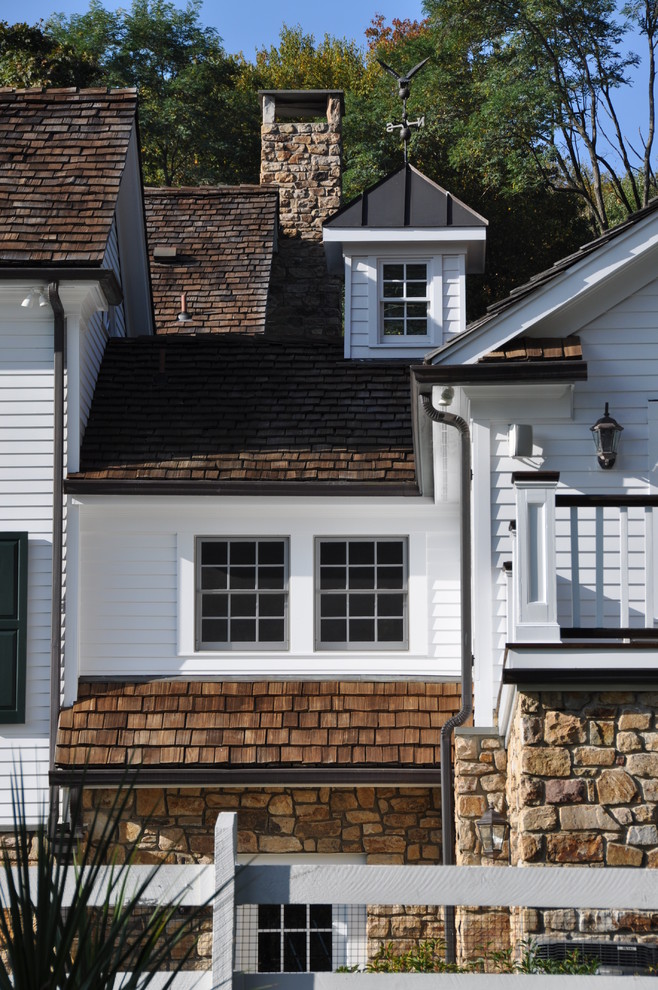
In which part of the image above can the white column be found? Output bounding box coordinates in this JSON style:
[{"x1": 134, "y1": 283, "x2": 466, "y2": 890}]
[{"x1": 512, "y1": 472, "x2": 560, "y2": 642}]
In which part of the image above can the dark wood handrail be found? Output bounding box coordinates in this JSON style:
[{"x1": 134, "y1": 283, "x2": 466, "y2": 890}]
[
  {"x1": 561, "y1": 627, "x2": 658, "y2": 639},
  {"x1": 556, "y1": 494, "x2": 658, "y2": 508}
]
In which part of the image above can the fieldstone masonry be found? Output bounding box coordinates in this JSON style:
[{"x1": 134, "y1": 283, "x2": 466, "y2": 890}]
[
  {"x1": 506, "y1": 689, "x2": 658, "y2": 947},
  {"x1": 454, "y1": 728, "x2": 511, "y2": 966},
  {"x1": 83, "y1": 784, "x2": 444, "y2": 963},
  {"x1": 260, "y1": 93, "x2": 343, "y2": 337}
]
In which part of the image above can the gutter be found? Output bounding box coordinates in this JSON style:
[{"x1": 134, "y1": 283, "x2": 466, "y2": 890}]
[
  {"x1": 48, "y1": 282, "x2": 65, "y2": 836},
  {"x1": 50, "y1": 766, "x2": 446, "y2": 788},
  {"x1": 420, "y1": 394, "x2": 473, "y2": 966},
  {"x1": 0, "y1": 267, "x2": 122, "y2": 305}
]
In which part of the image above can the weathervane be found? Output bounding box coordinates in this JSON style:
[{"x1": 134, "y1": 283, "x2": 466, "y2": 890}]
[{"x1": 378, "y1": 56, "x2": 430, "y2": 164}]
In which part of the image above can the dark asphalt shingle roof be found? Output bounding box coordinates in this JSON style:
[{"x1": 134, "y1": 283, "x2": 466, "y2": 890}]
[
  {"x1": 74, "y1": 335, "x2": 416, "y2": 485},
  {"x1": 144, "y1": 187, "x2": 278, "y2": 334},
  {"x1": 0, "y1": 87, "x2": 137, "y2": 266}
]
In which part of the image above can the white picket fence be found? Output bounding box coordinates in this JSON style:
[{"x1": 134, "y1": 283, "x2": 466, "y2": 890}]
[{"x1": 5, "y1": 811, "x2": 658, "y2": 989}]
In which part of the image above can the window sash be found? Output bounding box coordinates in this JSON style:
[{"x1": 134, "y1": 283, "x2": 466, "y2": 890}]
[
  {"x1": 315, "y1": 538, "x2": 408, "y2": 650},
  {"x1": 196, "y1": 538, "x2": 289, "y2": 650},
  {"x1": 379, "y1": 261, "x2": 430, "y2": 340}
]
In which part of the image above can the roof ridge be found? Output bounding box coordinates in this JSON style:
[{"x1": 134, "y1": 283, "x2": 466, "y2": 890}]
[{"x1": 0, "y1": 86, "x2": 138, "y2": 98}]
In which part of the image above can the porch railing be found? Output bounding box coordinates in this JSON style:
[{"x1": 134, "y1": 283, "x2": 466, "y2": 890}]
[{"x1": 511, "y1": 474, "x2": 658, "y2": 641}]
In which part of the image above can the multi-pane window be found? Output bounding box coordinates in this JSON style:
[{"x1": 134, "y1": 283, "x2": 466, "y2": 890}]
[
  {"x1": 196, "y1": 538, "x2": 288, "y2": 649},
  {"x1": 256, "y1": 905, "x2": 332, "y2": 973},
  {"x1": 316, "y1": 538, "x2": 407, "y2": 649},
  {"x1": 380, "y1": 262, "x2": 429, "y2": 338}
]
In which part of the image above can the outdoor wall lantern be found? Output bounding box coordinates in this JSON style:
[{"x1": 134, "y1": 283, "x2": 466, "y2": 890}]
[
  {"x1": 590, "y1": 403, "x2": 623, "y2": 469},
  {"x1": 21, "y1": 287, "x2": 48, "y2": 309},
  {"x1": 476, "y1": 802, "x2": 509, "y2": 859}
]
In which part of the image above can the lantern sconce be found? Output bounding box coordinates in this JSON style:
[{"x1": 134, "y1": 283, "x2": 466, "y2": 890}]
[
  {"x1": 475, "y1": 802, "x2": 510, "y2": 860},
  {"x1": 590, "y1": 403, "x2": 623, "y2": 469}
]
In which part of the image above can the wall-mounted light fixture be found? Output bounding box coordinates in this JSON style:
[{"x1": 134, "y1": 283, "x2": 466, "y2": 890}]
[
  {"x1": 475, "y1": 802, "x2": 509, "y2": 859},
  {"x1": 21, "y1": 287, "x2": 48, "y2": 309},
  {"x1": 177, "y1": 291, "x2": 192, "y2": 323},
  {"x1": 590, "y1": 403, "x2": 623, "y2": 469}
]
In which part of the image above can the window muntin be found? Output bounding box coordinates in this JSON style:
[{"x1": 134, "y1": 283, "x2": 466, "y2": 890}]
[
  {"x1": 196, "y1": 538, "x2": 288, "y2": 650},
  {"x1": 380, "y1": 262, "x2": 429, "y2": 339},
  {"x1": 316, "y1": 538, "x2": 407, "y2": 650}
]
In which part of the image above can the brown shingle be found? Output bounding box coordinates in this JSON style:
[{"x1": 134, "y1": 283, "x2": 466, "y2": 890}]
[
  {"x1": 144, "y1": 187, "x2": 278, "y2": 334},
  {"x1": 55, "y1": 680, "x2": 463, "y2": 769},
  {"x1": 72, "y1": 335, "x2": 416, "y2": 485},
  {"x1": 0, "y1": 88, "x2": 137, "y2": 266}
]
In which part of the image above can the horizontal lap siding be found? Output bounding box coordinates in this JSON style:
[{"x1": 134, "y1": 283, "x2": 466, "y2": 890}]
[
  {"x1": 80, "y1": 529, "x2": 178, "y2": 675},
  {"x1": 488, "y1": 276, "x2": 658, "y2": 683},
  {"x1": 0, "y1": 316, "x2": 53, "y2": 826},
  {"x1": 442, "y1": 255, "x2": 462, "y2": 341},
  {"x1": 78, "y1": 504, "x2": 459, "y2": 678},
  {"x1": 349, "y1": 258, "x2": 370, "y2": 358}
]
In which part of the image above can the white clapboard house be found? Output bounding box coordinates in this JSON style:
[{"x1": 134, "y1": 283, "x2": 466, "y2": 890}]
[{"x1": 2, "y1": 83, "x2": 658, "y2": 970}]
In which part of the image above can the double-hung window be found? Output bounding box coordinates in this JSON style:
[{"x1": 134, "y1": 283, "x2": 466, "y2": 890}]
[
  {"x1": 196, "y1": 538, "x2": 288, "y2": 650},
  {"x1": 316, "y1": 538, "x2": 407, "y2": 650},
  {"x1": 380, "y1": 261, "x2": 429, "y2": 340}
]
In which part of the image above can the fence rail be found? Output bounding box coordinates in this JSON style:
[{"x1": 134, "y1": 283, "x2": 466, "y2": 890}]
[{"x1": 9, "y1": 813, "x2": 658, "y2": 988}]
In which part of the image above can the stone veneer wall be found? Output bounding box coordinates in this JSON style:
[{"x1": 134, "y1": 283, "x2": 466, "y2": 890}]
[
  {"x1": 454, "y1": 729, "x2": 510, "y2": 967},
  {"x1": 83, "y1": 784, "x2": 444, "y2": 963},
  {"x1": 507, "y1": 689, "x2": 658, "y2": 947},
  {"x1": 260, "y1": 96, "x2": 342, "y2": 337}
]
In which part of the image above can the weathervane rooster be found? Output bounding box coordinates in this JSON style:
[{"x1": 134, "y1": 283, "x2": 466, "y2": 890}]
[{"x1": 378, "y1": 56, "x2": 430, "y2": 164}]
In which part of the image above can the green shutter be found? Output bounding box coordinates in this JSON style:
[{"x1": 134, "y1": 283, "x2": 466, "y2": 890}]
[{"x1": 0, "y1": 533, "x2": 27, "y2": 723}]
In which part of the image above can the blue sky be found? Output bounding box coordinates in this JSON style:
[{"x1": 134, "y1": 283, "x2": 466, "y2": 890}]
[{"x1": 7, "y1": 0, "x2": 426, "y2": 55}]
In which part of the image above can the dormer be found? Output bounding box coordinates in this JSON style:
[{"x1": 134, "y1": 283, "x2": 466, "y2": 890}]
[{"x1": 323, "y1": 165, "x2": 487, "y2": 359}]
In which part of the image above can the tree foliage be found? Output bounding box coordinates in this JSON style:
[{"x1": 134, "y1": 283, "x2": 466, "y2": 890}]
[{"x1": 0, "y1": 20, "x2": 98, "y2": 87}]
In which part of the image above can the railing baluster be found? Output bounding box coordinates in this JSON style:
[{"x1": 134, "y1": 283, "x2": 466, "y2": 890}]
[
  {"x1": 595, "y1": 507, "x2": 604, "y2": 628},
  {"x1": 620, "y1": 505, "x2": 629, "y2": 627},
  {"x1": 570, "y1": 505, "x2": 580, "y2": 628},
  {"x1": 646, "y1": 506, "x2": 654, "y2": 628}
]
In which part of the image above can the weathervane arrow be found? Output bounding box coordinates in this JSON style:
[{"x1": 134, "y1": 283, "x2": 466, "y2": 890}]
[{"x1": 378, "y1": 56, "x2": 430, "y2": 164}]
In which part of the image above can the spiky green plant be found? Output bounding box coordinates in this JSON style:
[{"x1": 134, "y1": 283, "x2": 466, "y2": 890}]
[{"x1": 0, "y1": 772, "x2": 213, "y2": 990}]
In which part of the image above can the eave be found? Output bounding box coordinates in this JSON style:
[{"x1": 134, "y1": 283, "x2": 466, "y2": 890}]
[
  {"x1": 50, "y1": 766, "x2": 443, "y2": 787},
  {"x1": 0, "y1": 266, "x2": 122, "y2": 305},
  {"x1": 64, "y1": 479, "x2": 421, "y2": 497}
]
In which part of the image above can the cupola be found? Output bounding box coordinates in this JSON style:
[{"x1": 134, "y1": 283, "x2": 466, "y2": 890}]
[{"x1": 323, "y1": 165, "x2": 487, "y2": 359}]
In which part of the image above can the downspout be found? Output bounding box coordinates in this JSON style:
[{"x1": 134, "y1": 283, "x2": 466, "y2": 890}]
[
  {"x1": 48, "y1": 282, "x2": 65, "y2": 837},
  {"x1": 420, "y1": 394, "x2": 473, "y2": 966}
]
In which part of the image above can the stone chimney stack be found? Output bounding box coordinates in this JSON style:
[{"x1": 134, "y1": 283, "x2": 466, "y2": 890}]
[{"x1": 259, "y1": 90, "x2": 344, "y2": 336}]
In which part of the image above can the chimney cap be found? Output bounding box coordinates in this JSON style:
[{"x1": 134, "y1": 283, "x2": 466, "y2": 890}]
[{"x1": 258, "y1": 89, "x2": 345, "y2": 119}]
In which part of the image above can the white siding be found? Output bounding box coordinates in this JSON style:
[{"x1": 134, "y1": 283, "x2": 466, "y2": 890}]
[
  {"x1": 442, "y1": 255, "x2": 463, "y2": 341},
  {"x1": 349, "y1": 257, "x2": 370, "y2": 355},
  {"x1": 483, "y1": 275, "x2": 658, "y2": 713},
  {"x1": 78, "y1": 498, "x2": 461, "y2": 681},
  {"x1": 0, "y1": 311, "x2": 53, "y2": 826}
]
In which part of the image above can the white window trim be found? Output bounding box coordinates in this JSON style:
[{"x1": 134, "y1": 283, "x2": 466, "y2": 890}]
[
  {"x1": 367, "y1": 252, "x2": 442, "y2": 350},
  {"x1": 378, "y1": 259, "x2": 431, "y2": 342},
  {"x1": 195, "y1": 536, "x2": 289, "y2": 651},
  {"x1": 177, "y1": 526, "x2": 431, "y2": 672}
]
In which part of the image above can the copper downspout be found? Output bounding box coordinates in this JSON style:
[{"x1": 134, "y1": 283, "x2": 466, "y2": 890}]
[
  {"x1": 420, "y1": 394, "x2": 473, "y2": 965},
  {"x1": 48, "y1": 282, "x2": 65, "y2": 836}
]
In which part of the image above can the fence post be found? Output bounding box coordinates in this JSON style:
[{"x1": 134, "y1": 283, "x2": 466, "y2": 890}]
[{"x1": 213, "y1": 812, "x2": 237, "y2": 990}]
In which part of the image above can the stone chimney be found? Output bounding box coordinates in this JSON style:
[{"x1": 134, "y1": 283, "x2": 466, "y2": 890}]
[{"x1": 259, "y1": 90, "x2": 344, "y2": 337}]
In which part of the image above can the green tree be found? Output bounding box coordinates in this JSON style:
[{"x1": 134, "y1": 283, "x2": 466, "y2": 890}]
[
  {"x1": 422, "y1": 0, "x2": 658, "y2": 232},
  {"x1": 47, "y1": 0, "x2": 260, "y2": 185},
  {"x1": 0, "y1": 20, "x2": 97, "y2": 87}
]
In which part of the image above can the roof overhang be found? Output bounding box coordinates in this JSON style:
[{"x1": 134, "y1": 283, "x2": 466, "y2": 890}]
[
  {"x1": 323, "y1": 227, "x2": 487, "y2": 275},
  {"x1": 410, "y1": 359, "x2": 587, "y2": 393},
  {"x1": 0, "y1": 267, "x2": 122, "y2": 306},
  {"x1": 51, "y1": 765, "x2": 443, "y2": 787},
  {"x1": 64, "y1": 479, "x2": 421, "y2": 497}
]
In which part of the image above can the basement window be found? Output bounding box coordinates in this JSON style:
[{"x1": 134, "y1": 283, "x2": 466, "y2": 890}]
[
  {"x1": 196, "y1": 538, "x2": 289, "y2": 650},
  {"x1": 380, "y1": 261, "x2": 429, "y2": 340}
]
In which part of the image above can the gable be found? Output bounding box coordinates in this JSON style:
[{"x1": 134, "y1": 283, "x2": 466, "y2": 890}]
[{"x1": 0, "y1": 88, "x2": 138, "y2": 267}]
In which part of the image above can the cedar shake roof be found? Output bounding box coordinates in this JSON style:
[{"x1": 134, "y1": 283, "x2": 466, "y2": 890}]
[
  {"x1": 72, "y1": 335, "x2": 416, "y2": 485},
  {"x1": 481, "y1": 336, "x2": 582, "y2": 362},
  {"x1": 55, "y1": 680, "x2": 463, "y2": 770},
  {"x1": 0, "y1": 87, "x2": 137, "y2": 266},
  {"x1": 144, "y1": 187, "x2": 278, "y2": 334}
]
